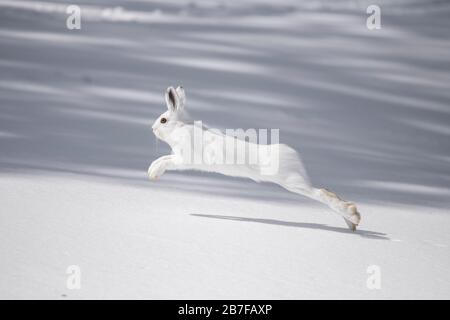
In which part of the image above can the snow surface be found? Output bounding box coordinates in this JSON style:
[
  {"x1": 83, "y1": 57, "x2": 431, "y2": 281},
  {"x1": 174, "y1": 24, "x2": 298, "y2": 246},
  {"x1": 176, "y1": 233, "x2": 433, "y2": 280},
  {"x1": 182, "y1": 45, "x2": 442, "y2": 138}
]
[{"x1": 0, "y1": 0, "x2": 450, "y2": 299}]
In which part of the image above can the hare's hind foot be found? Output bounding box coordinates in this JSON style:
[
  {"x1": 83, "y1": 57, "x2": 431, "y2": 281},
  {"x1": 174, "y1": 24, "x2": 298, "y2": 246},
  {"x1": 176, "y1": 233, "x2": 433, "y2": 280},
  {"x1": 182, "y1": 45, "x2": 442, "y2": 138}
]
[
  {"x1": 343, "y1": 202, "x2": 361, "y2": 225},
  {"x1": 344, "y1": 217, "x2": 357, "y2": 231},
  {"x1": 340, "y1": 202, "x2": 361, "y2": 231},
  {"x1": 343, "y1": 208, "x2": 361, "y2": 231},
  {"x1": 316, "y1": 188, "x2": 361, "y2": 229}
]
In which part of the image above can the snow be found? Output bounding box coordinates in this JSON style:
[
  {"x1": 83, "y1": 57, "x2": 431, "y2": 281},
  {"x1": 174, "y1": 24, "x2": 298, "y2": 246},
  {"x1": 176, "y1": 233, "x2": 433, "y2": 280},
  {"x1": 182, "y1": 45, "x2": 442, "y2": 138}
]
[{"x1": 0, "y1": 0, "x2": 450, "y2": 299}]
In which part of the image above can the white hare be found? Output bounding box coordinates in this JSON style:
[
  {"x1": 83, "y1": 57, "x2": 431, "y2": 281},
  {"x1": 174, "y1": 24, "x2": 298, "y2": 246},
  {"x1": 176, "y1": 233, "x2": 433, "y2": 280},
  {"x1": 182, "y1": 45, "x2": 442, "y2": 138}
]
[{"x1": 149, "y1": 86, "x2": 361, "y2": 230}]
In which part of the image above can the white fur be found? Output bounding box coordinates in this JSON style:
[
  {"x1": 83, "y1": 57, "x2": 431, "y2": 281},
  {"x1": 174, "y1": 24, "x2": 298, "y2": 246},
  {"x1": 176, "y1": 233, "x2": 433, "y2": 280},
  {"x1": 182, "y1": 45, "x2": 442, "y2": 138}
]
[{"x1": 149, "y1": 86, "x2": 361, "y2": 230}]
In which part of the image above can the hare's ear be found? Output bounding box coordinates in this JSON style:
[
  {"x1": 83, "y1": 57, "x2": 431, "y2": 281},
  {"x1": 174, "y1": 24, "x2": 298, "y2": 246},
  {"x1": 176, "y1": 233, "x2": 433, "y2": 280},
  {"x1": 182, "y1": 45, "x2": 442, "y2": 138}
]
[
  {"x1": 165, "y1": 86, "x2": 179, "y2": 112},
  {"x1": 175, "y1": 86, "x2": 186, "y2": 110}
]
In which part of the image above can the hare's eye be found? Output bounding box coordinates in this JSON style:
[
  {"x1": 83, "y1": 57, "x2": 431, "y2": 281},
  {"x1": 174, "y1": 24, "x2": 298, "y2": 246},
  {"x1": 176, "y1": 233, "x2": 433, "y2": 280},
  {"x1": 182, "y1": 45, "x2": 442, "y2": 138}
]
[{"x1": 160, "y1": 117, "x2": 167, "y2": 124}]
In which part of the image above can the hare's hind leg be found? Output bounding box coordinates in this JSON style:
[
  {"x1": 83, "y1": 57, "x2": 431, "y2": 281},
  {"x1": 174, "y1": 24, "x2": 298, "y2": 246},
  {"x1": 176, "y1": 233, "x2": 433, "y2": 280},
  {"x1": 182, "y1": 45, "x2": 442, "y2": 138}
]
[{"x1": 279, "y1": 177, "x2": 361, "y2": 230}]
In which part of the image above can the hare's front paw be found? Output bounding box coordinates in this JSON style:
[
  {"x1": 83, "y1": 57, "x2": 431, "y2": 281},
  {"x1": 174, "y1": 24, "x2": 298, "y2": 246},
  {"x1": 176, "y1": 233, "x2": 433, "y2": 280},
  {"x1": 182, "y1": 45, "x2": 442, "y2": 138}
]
[{"x1": 148, "y1": 161, "x2": 165, "y2": 181}]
